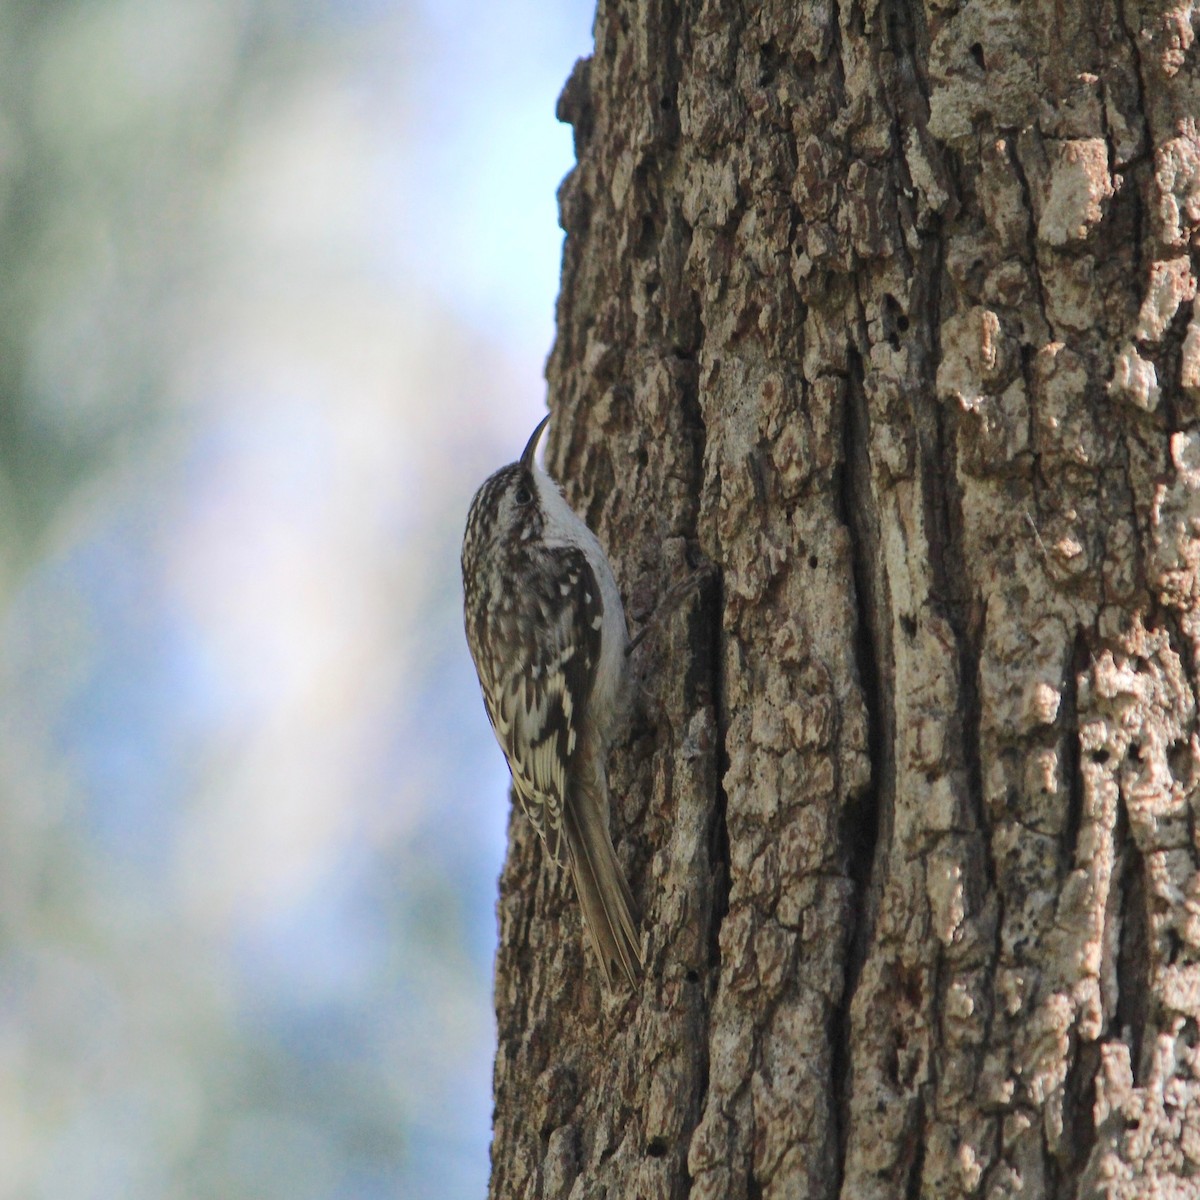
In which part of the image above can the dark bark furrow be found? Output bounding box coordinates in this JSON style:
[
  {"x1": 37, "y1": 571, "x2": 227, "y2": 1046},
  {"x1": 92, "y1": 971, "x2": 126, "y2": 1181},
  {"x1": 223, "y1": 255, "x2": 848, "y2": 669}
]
[{"x1": 833, "y1": 343, "x2": 888, "y2": 1193}]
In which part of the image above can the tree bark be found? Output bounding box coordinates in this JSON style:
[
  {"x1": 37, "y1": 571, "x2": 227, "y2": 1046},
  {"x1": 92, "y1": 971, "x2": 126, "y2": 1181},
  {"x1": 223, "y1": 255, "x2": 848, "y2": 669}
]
[{"x1": 489, "y1": 2, "x2": 1200, "y2": 1197}]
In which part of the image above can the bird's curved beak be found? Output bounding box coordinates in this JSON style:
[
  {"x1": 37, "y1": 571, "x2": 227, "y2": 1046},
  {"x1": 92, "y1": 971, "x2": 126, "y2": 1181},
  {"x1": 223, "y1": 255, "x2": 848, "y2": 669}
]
[{"x1": 520, "y1": 415, "x2": 551, "y2": 470}]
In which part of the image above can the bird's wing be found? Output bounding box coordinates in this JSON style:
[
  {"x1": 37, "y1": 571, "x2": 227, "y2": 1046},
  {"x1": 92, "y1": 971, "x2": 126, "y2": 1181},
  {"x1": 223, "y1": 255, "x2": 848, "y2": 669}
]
[{"x1": 484, "y1": 546, "x2": 602, "y2": 864}]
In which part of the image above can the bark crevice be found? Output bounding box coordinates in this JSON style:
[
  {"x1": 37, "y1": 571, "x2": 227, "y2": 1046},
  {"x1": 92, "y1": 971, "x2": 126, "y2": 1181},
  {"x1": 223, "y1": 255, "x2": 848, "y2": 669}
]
[
  {"x1": 707, "y1": 563, "x2": 732, "y2": 981},
  {"x1": 1114, "y1": 808, "x2": 1150, "y2": 1086},
  {"x1": 1061, "y1": 631, "x2": 1089, "y2": 871},
  {"x1": 832, "y1": 343, "x2": 889, "y2": 1189}
]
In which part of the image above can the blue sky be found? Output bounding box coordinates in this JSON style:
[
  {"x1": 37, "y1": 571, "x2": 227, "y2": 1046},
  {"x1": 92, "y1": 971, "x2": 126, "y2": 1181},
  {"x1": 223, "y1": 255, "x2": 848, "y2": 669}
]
[{"x1": 0, "y1": 1, "x2": 597, "y2": 1196}]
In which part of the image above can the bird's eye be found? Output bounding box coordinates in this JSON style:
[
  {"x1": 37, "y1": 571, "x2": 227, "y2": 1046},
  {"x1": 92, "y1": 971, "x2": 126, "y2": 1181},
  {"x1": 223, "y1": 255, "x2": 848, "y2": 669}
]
[{"x1": 514, "y1": 484, "x2": 533, "y2": 506}]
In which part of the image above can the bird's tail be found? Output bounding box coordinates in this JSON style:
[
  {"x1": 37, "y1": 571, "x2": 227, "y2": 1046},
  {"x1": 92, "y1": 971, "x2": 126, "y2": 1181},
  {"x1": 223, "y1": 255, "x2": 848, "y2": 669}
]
[{"x1": 563, "y1": 757, "x2": 643, "y2": 990}]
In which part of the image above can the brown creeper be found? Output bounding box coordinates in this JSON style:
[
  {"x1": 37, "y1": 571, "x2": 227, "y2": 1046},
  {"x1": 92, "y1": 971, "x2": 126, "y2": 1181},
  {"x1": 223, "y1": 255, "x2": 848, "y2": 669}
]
[{"x1": 461, "y1": 415, "x2": 642, "y2": 988}]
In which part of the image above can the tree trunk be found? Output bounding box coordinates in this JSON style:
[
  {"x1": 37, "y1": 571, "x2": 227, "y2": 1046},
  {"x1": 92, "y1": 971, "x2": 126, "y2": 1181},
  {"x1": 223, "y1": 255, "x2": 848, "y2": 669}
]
[{"x1": 489, "y1": 2, "x2": 1200, "y2": 1197}]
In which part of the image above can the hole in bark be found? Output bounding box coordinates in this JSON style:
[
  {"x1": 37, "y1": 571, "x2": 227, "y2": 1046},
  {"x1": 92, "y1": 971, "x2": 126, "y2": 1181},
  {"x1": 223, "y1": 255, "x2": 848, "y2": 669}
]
[
  {"x1": 1166, "y1": 928, "x2": 1184, "y2": 965},
  {"x1": 756, "y1": 39, "x2": 781, "y2": 87},
  {"x1": 882, "y1": 294, "x2": 909, "y2": 349},
  {"x1": 1091, "y1": 749, "x2": 1110, "y2": 764},
  {"x1": 646, "y1": 1137, "x2": 667, "y2": 1158},
  {"x1": 969, "y1": 42, "x2": 985, "y2": 69},
  {"x1": 638, "y1": 214, "x2": 656, "y2": 254},
  {"x1": 1169, "y1": 738, "x2": 1192, "y2": 783},
  {"x1": 886, "y1": 1039, "x2": 902, "y2": 1087},
  {"x1": 685, "y1": 968, "x2": 698, "y2": 983},
  {"x1": 808, "y1": 554, "x2": 819, "y2": 569},
  {"x1": 659, "y1": 95, "x2": 672, "y2": 111},
  {"x1": 900, "y1": 615, "x2": 916, "y2": 638}
]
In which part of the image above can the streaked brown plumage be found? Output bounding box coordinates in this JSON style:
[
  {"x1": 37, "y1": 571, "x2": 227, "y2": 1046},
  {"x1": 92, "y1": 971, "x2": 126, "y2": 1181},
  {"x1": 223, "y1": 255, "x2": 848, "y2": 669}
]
[{"x1": 461, "y1": 417, "x2": 642, "y2": 988}]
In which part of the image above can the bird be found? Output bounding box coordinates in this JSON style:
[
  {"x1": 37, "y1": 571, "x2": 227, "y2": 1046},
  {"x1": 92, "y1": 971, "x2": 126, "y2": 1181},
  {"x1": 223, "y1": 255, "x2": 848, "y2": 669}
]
[{"x1": 461, "y1": 415, "x2": 643, "y2": 989}]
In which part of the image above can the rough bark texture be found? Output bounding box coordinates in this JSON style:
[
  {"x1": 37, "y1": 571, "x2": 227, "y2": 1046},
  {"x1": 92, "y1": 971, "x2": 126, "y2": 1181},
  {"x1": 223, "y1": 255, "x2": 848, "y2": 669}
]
[{"x1": 489, "y1": 2, "x2": 1200, "y2": 1198}]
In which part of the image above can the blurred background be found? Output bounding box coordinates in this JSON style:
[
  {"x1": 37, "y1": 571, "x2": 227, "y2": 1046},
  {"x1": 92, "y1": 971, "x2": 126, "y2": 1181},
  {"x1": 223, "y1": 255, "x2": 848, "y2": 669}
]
[{"x1": 0, "y1": 1, "x2": 593, "y2": 1196}]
